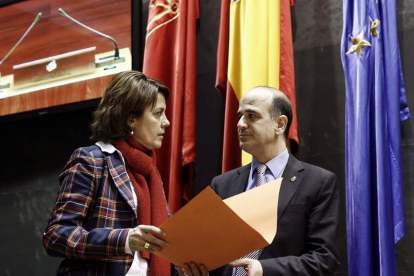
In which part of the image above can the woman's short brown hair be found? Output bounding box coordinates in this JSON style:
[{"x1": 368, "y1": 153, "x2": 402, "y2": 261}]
[{"x1": 90, "y1": 70, "x2": 169, "y2": 143}]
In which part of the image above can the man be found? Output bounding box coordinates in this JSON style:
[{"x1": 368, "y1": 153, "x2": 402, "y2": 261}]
[{"x1": 184, "y1": 86, "x2": 340, "y2": 276}]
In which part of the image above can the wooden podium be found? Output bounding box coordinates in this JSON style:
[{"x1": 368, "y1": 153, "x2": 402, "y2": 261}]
[{"x1": 0, "y1": 47, "x2": 131, "y2": 117}]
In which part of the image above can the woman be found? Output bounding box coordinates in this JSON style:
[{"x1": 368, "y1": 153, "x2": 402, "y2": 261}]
[{"x1": 43, "y1": 71, "x2": 172, "y2": 276}]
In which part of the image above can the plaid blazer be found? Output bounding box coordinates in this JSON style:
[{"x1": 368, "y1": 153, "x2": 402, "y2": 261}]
[{"x1": 43, "y1": 143, "x2": 139, "y2": 276}]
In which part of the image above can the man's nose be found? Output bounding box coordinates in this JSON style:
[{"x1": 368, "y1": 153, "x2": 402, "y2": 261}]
[{"x1": 237, "y1": 116, "x2": 247, "y2": 129}]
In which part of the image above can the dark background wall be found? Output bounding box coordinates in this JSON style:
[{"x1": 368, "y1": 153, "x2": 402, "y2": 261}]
[{"x1": 0, "y1": 0, "x2": 413, "y2": 275}]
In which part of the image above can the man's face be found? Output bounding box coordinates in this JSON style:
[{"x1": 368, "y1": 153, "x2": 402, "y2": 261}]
[{"x1": 237, "y1": 90, "x2": 277, "y2": 156}]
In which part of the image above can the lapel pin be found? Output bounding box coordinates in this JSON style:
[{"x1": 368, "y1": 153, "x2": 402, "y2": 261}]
[{"x1": 290, "y1": 176, "x2": 297, "y2": 182}]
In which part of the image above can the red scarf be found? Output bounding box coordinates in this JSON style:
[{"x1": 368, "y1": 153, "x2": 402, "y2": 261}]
[{"x1": 113, "y1": 136, "x2": 170, "y2": 276}]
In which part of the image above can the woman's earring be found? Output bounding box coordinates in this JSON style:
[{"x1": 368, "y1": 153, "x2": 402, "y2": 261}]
[{"x1": 131, "y1": 128, "x2": 134, "y2": 135}]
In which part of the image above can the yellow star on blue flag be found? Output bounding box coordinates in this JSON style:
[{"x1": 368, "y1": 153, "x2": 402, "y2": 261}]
[
  {"x1": 346, "y1": 30, "x2": 371, "y2": 56},
  {"x1": 370, "y1": 17, "x2": 380, "y2": 37}
]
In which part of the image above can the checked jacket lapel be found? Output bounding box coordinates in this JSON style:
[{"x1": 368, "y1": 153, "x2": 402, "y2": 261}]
[{"x1": 106, "y1": 153, "x2": 137, "y2": 217}]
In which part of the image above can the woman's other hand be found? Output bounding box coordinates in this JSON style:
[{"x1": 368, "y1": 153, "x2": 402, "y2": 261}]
[{"x1": 129, "y1": 225, "x2": 170, "y2": 253}]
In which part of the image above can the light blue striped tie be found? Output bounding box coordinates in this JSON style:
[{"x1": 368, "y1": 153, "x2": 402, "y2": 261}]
[{"x1": 235, "y1": 164, "x2": 267, "y2": 276}]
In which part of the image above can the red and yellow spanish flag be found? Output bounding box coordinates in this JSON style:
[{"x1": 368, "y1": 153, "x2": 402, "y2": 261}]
[
  {"x1": 216, "y1": 0, "x2": 299, "y2": 172},
  {"x1": 143, "y1": 0, "x2": 199, "y2": 213}
]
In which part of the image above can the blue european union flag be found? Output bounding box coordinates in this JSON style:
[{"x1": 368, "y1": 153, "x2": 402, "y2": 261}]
[{"x1": 341, "y1": 0, "x2": 410, "y2": 275}]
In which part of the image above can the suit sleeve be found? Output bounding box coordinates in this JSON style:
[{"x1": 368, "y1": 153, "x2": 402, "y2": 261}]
[
  {"x1": 259, "y1": 172, "x2": 340, "y2": 275},
  {"x1": 210, "y1": 176, "x2": 219, "y2": 194},
  {"x1": 42, "y1": 147, "x2": 130, "y2": 260}
]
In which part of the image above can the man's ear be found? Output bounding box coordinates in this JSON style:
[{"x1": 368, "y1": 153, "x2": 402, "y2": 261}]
[{"x1": 275, "y1": 115, "x2": 288, "y2": 135}]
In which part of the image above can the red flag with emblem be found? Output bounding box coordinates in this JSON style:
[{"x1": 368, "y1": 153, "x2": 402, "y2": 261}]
[{"x1": 143, "y1": 0, "x2": 199, "y2": 213}]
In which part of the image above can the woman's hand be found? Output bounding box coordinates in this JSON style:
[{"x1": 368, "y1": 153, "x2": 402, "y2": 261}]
[
  {"x1": 178, "y1": 263, "x2": 209, "y2": 276},
  {"x1": 128, "y1": 225, "x2": 170, "y2": 253}
]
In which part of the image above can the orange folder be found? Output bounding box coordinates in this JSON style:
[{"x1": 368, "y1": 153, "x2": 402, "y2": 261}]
[{"x1": 154, "y1": 179, "x2": 282, "y2": 271}]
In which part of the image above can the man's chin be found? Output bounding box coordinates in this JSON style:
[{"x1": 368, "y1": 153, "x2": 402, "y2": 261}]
[{"x1": 239, "y1": 142, "x2": 252, "y2": 153}]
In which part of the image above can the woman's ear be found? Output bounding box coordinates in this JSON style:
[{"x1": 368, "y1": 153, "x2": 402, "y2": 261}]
[
  {"x1": 127, "y1": 115, "x2": 135, "y2": 124},
  {"x1": 127, "y1": 115, "x2": 136, "y2": 130},
  {"x1": 127, "y1": 116, "x2": 136, "y2": 135}
]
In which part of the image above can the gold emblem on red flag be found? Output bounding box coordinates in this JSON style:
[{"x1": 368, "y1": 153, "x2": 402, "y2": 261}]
[{"x1": 147, "y1": 0, "x2": 180, "y2": 38}]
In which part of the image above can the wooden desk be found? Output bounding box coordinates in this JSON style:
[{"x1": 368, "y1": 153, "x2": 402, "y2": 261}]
[{"x1": 0, "y1": 47, "x2": 131, "y2": 116}]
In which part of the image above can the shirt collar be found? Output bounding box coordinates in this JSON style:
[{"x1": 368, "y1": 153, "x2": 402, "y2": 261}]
[
  {"x1": 251, "y1": 148, "x2": 289, "y2": 178},
  {"x1": 96, "y1": 141, "x2": 117, "y2": 154}
]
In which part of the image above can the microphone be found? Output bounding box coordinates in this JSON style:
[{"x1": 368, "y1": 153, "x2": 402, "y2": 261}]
[
  {"x1": 0, "y1": 12, "x2": 42, "y2": 90},
  {"x1": 58, "y1": 8, "x2": 120, "y2": 60},
  {"x1": 0, "y1": 12, "x2": 42, "y2": 66}
]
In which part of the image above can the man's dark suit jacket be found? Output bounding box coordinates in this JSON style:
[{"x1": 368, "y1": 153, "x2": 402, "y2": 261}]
[{"x1": 210, "y1": 154, "x2": 340, "y2": 276}]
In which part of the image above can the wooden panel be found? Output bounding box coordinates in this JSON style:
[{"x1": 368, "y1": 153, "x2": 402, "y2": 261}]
[
  {"x1": 0, "y1": 0, "x2": 131, "y2": 76},
  {"x1": 0, "y1": 48, "x2": 132, "y2": 116},
  {"x1": 0, "y1": 75, "x2": 112, "y2": 116},
  {"x1": 14, "y1": 47, "x2": 96, "y2": 88}
]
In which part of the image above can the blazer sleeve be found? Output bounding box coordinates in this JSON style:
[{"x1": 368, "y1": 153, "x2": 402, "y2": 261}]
[
  {"x1": 259, "y1": 172, "x2": 340, "y2": 275},
  {"x1": 42, "y1": 147, "x2": 130, "y2": 260}
]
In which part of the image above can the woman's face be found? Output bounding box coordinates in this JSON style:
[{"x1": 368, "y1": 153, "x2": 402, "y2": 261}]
[{"x1": 131, "y1": 93, "x2": 170, "y2": 150}]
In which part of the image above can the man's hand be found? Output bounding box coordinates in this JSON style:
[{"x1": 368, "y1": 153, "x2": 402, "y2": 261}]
[
  {"x1": 129, "y1": 225, "x2": 170, "y2": 253},
  {"x1": 229, "y1": 259, "x2": 263, "y2": 276},
  {"x1": 178, "y1": 262, "x2": 209, "y2": 276}
]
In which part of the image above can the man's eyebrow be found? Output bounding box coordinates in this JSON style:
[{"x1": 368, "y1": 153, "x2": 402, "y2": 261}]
[
  {"x1": 244, "y1": 109, "x2": 259, "y2": 114},
  {"x1": 237, "y1": 109, "x2": 259, "y2": 118}
]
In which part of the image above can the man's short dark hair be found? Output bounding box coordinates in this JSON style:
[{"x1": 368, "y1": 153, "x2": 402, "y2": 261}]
[{"x1": 255, "y1": 86, "x2": 293, "y2": 140}]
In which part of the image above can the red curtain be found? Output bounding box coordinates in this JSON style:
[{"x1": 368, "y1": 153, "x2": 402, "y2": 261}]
[{"x1": 143, "y1": 0, "x2": 199, "y2": 213}]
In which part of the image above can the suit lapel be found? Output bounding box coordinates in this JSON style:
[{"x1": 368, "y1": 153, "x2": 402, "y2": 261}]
[
  {"x1": 106, "y1": 153, "x2": 137, "y2": 216},
  {"x1": 228, "y1": 164, "x2": 251, "y2": 198},
  {"x1": 259, "y1": 155, "x2": 304, "y2": 260},
  {"x1": 277, "y1": 155, "x2": 304, "y2": 222}
]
